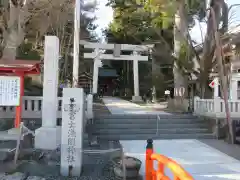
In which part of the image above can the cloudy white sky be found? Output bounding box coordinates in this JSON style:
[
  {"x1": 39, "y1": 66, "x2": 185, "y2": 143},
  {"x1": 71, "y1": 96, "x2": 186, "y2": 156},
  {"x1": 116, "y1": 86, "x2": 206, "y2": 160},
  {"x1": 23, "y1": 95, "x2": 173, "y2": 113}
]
[
  {"x1": 94, "y1": 0, "x2": 113, "y2": 38},
  {"x1": 95, "y1": 0, "x2": 240, "y2": 43}
]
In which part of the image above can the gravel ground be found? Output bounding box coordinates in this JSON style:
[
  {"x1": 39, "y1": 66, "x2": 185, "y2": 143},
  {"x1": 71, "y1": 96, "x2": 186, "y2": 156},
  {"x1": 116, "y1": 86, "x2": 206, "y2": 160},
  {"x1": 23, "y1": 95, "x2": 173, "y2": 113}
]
[
  {"x1": 0, "y1": 116, "x2": 127, "y2": 180},
  {"x1": 0, "y1": 140, "x2": 125, "y2": 180}
]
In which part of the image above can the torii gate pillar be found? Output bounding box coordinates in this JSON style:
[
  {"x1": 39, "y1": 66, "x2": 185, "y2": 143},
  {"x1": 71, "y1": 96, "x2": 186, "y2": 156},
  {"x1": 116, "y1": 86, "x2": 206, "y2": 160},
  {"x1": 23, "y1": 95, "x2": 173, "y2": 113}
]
[{"x1": 132, "y1": 51, "x2": 142, "y2": 102}]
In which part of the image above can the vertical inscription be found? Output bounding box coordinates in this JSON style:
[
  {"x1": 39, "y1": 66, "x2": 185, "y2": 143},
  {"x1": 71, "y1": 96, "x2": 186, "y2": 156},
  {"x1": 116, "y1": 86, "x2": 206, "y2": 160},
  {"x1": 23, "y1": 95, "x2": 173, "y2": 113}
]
[{"x1": 63, "y1": 98, "x2": 80, "y2": 165}]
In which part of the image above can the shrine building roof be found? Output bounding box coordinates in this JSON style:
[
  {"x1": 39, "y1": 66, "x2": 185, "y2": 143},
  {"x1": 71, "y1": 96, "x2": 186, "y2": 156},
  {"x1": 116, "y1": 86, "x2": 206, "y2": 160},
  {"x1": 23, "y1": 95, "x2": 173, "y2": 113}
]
[
  {"x1": 0, "y1": 59, "x2": 41, "y2": 74},
  {"x1": 0, "y1": 59, "x2": 41, "y2": 68}
]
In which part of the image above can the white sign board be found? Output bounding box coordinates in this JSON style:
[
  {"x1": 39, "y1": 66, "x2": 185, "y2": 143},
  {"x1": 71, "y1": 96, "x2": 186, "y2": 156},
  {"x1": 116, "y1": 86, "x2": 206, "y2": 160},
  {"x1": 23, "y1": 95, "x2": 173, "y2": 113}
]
[
  {"x1": 174, "y1": 87, "x2": 185, "y2": 97},
  {"x1": 0, "y1": 76, "x2": 20, "y2": 106},
  {"x1": 61, "y1": 88, "x2": 84, "y2": 177},
  {"x1": 165, "y1": 90, "x2": 170, "y2": 95}
]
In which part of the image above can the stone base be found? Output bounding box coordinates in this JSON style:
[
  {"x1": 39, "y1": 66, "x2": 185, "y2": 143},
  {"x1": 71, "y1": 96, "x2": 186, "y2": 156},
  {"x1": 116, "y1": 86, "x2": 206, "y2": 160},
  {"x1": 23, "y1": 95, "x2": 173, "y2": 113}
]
[
  {"x1": 7, "y1": 128, "x2": 21, "y2": 135},
  {"x1": 7, "y1": 128, "x2": 33, "y2": 148},
  {"x1": 132, "y1": 96, "x2": 143, "y2": 103},
  {"x1": 34, "y1": 127, "x2": 61, "y2": 150}
]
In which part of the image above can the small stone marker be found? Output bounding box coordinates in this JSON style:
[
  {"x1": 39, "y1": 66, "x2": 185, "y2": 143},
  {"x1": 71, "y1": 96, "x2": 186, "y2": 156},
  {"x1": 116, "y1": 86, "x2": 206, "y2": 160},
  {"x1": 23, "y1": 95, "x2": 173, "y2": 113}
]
[
  {"x1": 61, "y1": 88, "x2": 85, "y2": 176},
  {"x1": 86, "y1": 94, "x2": 93, "y2": 120}
]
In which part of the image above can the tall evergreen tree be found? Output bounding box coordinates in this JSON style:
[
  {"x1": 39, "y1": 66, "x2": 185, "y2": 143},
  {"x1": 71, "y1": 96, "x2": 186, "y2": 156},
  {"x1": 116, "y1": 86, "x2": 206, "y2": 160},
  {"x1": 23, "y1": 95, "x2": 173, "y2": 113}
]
[{"x1": 105, "y1": 0, "x2": 205, "y2": 97}]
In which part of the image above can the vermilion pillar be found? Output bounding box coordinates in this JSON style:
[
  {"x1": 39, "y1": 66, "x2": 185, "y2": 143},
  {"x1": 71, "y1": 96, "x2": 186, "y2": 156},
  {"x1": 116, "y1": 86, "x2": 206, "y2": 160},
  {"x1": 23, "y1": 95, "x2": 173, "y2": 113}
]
[
  {"x1": 146, "y1": 139, "x2": 154, "y2": 180},
  {"x1": 15, "y1": 73, "x2": 24, "y2": 128}
]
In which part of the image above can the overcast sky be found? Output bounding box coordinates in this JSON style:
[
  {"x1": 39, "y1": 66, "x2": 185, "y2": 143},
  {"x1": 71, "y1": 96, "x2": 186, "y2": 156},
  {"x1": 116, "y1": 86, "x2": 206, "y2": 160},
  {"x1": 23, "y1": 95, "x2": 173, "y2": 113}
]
[{"x1": 94, "y1": 0, "x2": 113, "y2": 39}]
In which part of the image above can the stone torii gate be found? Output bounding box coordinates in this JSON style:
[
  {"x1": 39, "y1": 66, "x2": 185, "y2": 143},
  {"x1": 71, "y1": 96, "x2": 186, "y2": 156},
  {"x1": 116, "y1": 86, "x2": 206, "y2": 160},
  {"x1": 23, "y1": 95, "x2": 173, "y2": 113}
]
[{"x1": 81, "y1": 40, "x2": 153, "y2": 102}]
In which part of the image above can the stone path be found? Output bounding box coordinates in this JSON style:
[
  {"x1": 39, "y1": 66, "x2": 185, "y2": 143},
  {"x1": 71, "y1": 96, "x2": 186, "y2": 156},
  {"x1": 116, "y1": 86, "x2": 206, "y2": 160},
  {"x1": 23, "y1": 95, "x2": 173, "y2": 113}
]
[
  {"x1": 102, "y1": 97, "x2": 171, "y2": 115},
  {"x1": 121, "y1": 139, "x2": 240, "y2": 180},
  {"x1": 99, "y1": 97, "x2": 240, "y2": 179},
  {"x1": 93, "y1": 99, "x2": 111, "y2": 116}
]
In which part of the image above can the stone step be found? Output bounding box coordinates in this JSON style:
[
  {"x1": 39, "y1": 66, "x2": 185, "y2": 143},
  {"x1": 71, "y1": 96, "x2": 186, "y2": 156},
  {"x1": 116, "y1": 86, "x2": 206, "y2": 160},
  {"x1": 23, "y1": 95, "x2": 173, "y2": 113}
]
[
  {"x1": 93, "y1": 123, "x2": 209, "y2": 129},
  {"x1": 94, "y1": 118, "x2": 207, "y2": 124},
  {"x1": 96, "y1": 133, "x2": 215, "y2": 140},
  {"x1": 0, "y1": 131, "x2": 20, "y2": 141},
  {"x1": 93, "y1": 128, "x2": 210, "y2": 135},
  {"x1": 0, "y1": 128, "x2": 26, "y2": 141},
  {"x1": 96, "y1": 114, "x2": 198, "y2": 119},
  {"x1": 0, "y1": 172, "x2": 30, "y2": 180}
]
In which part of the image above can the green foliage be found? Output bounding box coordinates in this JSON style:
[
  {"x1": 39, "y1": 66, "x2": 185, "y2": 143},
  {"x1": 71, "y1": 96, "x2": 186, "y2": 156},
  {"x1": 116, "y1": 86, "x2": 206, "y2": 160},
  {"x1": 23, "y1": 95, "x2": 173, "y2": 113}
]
[
  {"x1": 186, "y1": 0, "x2": 206, "y2": 20},
  {"x1": 143, "y1": 0, "x2": 176, "y2": 29},
  {"x1": 16, "y1": 42, "x2": 41, "y2": 60},
  {"x1": 106, "y1": 0, "x2": 206, "y2": 44},
  {"x1": 177, "y1": 42, "x2": 194, "y2": 75},
  {"x1": 105, "y1": 0, "x2": 171, "y2": 44}
]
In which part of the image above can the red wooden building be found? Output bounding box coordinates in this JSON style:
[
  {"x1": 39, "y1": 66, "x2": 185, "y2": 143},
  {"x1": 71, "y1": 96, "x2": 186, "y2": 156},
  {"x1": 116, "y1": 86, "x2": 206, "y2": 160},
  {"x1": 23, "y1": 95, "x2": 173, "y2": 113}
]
[{"x1": 98, "y1": 67, "x2": 119, "y2": 96}]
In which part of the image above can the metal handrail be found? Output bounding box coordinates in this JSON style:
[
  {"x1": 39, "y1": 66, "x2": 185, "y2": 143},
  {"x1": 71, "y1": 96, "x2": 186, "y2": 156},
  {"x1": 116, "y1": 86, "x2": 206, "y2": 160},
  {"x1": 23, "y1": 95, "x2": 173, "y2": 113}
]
[{"x1": 156, "y1": 115, "x2": 160, "y2": 135}]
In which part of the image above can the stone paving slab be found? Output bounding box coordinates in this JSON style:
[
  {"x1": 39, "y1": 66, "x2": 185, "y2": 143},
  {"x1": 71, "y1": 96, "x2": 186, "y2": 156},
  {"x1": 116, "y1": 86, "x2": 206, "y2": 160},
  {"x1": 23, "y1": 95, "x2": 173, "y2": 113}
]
[
  {"x1": 102, "y1": 97, "x2": 171, "y2": 115},
  {"x1": 26, "y1": 176, "x2": 46, "y2": 180},
  {"x1": 120, "y1": 139, "x2": 240, "y2": 180},
  {"x1": 93, "y1": 99, "x2": 111, "y2": 116},
  {"x1": 200, "y1": 139, "x2": 240, "y2": 161}
]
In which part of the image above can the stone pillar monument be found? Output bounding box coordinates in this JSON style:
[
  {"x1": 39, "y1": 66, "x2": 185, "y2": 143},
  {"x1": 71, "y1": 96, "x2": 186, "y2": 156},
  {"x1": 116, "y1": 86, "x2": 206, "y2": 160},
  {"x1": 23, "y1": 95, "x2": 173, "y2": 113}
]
[
  {"x1": 61, "y1": 88, "x2": 84, "y2": 176},
  {"x1": 35, "y1": 36, "x2": 60, "y2": 150}
]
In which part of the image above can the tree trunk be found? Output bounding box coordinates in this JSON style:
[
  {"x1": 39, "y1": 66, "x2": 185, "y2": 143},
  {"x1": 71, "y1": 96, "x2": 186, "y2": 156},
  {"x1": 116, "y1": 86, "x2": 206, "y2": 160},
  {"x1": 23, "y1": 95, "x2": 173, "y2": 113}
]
[
  {"x1": 2, "y1": 30, "x2": 18, "y2": 60},
  {"x1": 174, "y1": 0, "x2": 188, "y2": 90},
  {"x1": 2, "y1": 1, "x2": 26, "y2": 60},
  {"x1": 151, "y1": 49, "x2": 157, "y2": 102},
  {"x1": 211, "y1": 6, "x2": 234, "y2": 144},
  {"x1": 200, "y1": 0, "x2": 228, "y2": 98},
  {"x1": 2, "y1": 2, "x2": 18, "y2": 60},
  {"x1": 173, "y1": 0, "x2": 188, "y2": 110}
]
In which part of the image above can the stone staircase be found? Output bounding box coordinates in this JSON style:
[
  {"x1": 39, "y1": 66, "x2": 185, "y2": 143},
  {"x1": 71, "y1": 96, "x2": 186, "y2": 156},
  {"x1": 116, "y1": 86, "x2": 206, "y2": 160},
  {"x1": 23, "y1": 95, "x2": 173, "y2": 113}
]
[{"x1": 90, "y1": 114, "x2": 215, "y2": 140}]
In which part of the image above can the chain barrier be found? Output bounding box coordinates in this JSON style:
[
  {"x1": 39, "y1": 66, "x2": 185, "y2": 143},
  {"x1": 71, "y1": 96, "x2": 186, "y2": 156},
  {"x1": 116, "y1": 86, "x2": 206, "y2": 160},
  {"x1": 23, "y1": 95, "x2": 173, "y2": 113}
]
[{"x1": 14, "y1": 122, "x2": 36, "y2": 164}]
